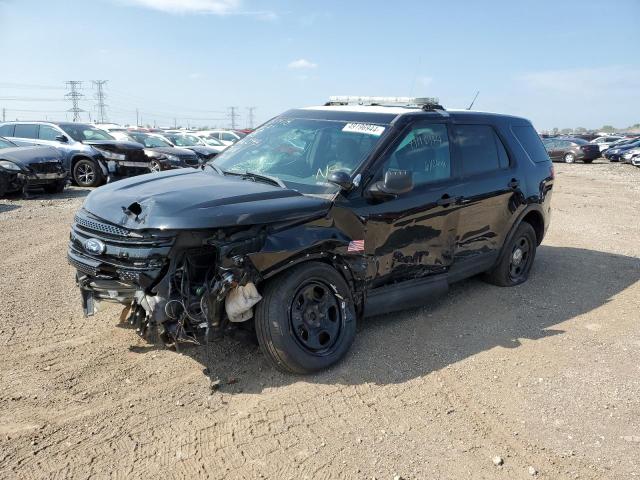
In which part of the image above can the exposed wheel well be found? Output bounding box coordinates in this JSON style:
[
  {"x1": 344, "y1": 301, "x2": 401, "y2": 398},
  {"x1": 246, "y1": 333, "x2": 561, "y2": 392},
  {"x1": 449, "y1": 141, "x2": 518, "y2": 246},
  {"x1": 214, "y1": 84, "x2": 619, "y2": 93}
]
[{"x1": 521, "y1": 210, "x2": 545, "y2": 245}]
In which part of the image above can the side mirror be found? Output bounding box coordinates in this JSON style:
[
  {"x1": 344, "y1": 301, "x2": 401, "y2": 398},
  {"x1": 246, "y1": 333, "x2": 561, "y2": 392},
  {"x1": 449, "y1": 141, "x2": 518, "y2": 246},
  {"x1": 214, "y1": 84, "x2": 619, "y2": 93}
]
[
  {"x1": 55, "y1": 135, "x2": 68, "y2": 143},
  {"x1": 327, "y1": 170, "x2": 353, "y2": 190},
  {"x1": 368, "y1": 170, "x2": 413, "y2": 199}
]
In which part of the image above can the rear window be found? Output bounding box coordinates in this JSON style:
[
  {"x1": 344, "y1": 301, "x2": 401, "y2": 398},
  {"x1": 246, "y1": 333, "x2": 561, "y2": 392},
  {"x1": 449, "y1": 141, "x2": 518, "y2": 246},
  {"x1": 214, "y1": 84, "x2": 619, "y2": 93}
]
[
  {"x1": 14, "y1": 124, "x2": 38, "y2": 139},
  {"x1": 511, "y1": 125, "x2": 550, "y2": 163}
]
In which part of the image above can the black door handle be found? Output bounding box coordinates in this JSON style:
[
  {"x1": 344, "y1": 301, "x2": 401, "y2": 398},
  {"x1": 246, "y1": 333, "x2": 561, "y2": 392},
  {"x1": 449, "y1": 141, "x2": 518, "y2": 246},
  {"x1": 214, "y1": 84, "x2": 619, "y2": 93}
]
[{"x1": 508, "y1": 179, "x2": 520, "y2": 189}]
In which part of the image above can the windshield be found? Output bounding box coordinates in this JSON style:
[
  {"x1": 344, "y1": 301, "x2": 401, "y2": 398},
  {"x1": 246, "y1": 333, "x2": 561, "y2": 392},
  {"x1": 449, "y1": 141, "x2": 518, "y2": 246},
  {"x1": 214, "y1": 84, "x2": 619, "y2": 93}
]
[
  {"x1": 0, "y1": 137, "x2": 15, "y2": 149},
  {"x1": 129, "y1": 133, "x2": 172, "y2": 148},
  {"x1": 59, "y1": 124, "x2": 115, "y2": 142},
  {"x1": 167, "y1": 134, "x2": 202, "y2": 147},
  {"x1": 212, "y1": 117, "x2": 387, "y2": 194}
]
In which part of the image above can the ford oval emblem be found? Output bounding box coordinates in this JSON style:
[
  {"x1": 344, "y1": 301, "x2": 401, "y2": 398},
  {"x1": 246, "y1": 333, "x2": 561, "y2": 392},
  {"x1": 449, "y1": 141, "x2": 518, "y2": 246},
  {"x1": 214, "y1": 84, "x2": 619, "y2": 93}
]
[{"x1": 84, "y1": 238, "x2": 106, "y2": 255}]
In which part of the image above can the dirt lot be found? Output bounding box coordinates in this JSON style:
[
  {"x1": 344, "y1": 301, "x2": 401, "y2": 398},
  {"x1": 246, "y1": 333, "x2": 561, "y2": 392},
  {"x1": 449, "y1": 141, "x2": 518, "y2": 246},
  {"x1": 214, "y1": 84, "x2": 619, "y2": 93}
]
[{"x1": 1, "y1": 160, "x2": 639, "y2": 480}]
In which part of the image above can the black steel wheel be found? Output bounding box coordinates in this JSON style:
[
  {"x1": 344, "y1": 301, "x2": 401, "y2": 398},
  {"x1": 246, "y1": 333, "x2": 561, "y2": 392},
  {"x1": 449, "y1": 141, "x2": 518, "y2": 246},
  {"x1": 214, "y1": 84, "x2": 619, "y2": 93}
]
[
  {"x1": 483, "y1": 222, "x2": 537, "y2": 287},
  {"x1": 290, "y1": 281, "x2": 342, "y2": 354},
  {"x1": 255, "y1": 262, "x2": 357, "y2": 374}
]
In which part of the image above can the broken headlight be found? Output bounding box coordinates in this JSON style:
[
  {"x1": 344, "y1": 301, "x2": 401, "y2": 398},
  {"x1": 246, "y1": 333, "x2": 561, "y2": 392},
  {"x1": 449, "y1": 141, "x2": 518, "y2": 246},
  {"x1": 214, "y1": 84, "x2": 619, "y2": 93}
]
[
  {"x1": 94, "y1": 147, "x2": 126, "y2": 161},
  {"x1": 0, "y1": 160, "x2": 22, "y2": 171}
]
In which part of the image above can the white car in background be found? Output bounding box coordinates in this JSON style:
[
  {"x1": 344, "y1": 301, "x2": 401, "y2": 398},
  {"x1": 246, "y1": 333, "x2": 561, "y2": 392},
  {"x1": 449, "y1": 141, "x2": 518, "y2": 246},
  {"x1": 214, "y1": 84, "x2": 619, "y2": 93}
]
[
  {"x1": 590, "y1": 136, "x2": 623, "y2": 152},
  {"x1": 195, "y1": 129, "x2": 245, "y2": 146}
]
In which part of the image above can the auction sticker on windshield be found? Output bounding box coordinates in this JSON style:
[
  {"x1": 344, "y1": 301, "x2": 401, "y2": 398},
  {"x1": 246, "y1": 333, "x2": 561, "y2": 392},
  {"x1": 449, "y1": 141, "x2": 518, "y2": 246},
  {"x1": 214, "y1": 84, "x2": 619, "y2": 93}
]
[{"x1": 342, "y1": 123, "x2": 385, "y2": 136}]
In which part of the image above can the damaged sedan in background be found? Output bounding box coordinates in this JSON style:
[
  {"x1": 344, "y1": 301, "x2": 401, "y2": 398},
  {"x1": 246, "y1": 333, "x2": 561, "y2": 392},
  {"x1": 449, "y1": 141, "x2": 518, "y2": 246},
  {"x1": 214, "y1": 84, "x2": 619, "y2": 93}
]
[
  {"x1": 0, "y1": 136, "x2": 67, "y2": 196},
  {"x1": 68, "y1": 97, "x2": 554, "y2": 373}
]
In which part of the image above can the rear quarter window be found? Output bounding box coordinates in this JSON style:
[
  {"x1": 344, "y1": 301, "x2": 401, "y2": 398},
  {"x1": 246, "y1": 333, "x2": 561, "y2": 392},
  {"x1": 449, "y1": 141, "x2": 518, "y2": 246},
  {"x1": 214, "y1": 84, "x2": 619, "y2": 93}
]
[{"x1": 511, "y1": 125, "x2": 550, "y2": 163}]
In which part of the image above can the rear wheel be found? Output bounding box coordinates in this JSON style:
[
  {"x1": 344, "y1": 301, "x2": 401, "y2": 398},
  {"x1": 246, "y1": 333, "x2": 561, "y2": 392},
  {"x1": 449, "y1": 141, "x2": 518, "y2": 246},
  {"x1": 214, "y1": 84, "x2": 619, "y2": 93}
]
[
  {"x1": 43, "y1": 179, "x2": 66, "y2": 194},
  {"x1": 583, "y1": 159, "x2": 593, "y2": 164},
  {"x1": 563, "y1": 153, "x2": 576, "y2": 163},
  {"x1": 73, "y1": 159, "x2": 103, "y2": 187},
  {"x1": 484, "y1": 222, "x2": 537, "y2": 287},
  {"x1": 254, "y1": 262, "x2": 357, "y2": 374}
]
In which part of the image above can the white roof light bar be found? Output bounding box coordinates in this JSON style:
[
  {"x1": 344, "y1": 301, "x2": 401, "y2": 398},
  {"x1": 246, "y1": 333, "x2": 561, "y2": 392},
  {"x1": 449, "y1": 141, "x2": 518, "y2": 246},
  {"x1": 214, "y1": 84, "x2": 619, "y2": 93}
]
[{"x1": 327, "y1": 96, "x2": 440, "y2": 106}]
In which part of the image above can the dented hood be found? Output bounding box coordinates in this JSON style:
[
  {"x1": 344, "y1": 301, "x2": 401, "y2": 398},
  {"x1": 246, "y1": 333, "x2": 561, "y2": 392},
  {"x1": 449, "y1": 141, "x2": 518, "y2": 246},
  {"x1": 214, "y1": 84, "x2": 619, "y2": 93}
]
[{"x1": 82, "y1": 168, "x2": 331, "y2": 230}]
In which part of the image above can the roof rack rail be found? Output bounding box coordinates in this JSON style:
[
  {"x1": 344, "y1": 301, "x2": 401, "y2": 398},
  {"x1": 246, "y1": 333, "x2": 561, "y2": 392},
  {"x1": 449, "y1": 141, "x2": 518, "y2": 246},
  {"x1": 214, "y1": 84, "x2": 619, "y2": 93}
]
[{"x1": 326, "y1": 96, "x2": 444, "y2": 110}]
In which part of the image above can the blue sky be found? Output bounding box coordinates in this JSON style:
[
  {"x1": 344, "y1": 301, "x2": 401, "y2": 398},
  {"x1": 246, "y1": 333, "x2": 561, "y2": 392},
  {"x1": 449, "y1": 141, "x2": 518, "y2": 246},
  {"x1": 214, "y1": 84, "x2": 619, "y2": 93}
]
[{"x1": 0, "y1": 0, "x2": 638, "y2": 130}]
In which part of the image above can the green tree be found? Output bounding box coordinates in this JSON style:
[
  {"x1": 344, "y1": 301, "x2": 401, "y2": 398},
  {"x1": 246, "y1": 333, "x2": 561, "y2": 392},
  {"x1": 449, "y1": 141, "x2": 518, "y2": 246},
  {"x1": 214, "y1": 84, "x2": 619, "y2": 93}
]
[{"x1": 600, "y1": 125, "x2": 616, "y2": 133}]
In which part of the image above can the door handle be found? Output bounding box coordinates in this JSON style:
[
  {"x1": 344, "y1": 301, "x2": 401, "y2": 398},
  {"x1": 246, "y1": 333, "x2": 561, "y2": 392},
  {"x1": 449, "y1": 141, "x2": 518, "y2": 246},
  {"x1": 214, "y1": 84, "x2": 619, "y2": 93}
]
[{"x1": 508, "y1": 178, "x2": 520, "y2": 189}]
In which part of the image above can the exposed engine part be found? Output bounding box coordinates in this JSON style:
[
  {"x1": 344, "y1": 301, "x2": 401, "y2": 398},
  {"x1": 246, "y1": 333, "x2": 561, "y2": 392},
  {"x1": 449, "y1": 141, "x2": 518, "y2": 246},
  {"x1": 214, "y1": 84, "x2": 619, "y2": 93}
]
[{"x1": 225, "y1": 283, "x2": 262, "y2": 322}]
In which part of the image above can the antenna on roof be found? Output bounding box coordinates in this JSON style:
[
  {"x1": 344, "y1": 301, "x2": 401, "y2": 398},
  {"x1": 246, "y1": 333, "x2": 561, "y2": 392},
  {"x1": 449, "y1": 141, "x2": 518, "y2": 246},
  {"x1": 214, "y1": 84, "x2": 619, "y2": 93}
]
[{"x1": 467, "y1": 91, "x2": 480, "y2": 110}]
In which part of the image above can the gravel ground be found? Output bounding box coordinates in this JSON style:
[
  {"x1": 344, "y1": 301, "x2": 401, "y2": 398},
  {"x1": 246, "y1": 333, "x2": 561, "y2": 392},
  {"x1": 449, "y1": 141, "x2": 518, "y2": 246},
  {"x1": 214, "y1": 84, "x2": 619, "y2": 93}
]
[{"x1": 1, "y1": 160, "x2": 639, "y2": 479}]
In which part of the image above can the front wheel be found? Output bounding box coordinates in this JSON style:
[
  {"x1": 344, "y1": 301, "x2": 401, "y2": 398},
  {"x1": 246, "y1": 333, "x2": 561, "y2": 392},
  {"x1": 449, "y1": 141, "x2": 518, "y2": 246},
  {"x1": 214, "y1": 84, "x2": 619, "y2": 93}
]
[
  {"x1": 73, "y1": 159, "x2": 103, "y2": 187},
  {"x1": 149, "y1": 160, "x2": 162, "y2": 173},
  {"x1": 484, "y1": 222, "x2": 537, "y2": 287},
  {"x1": 254, "y1": 262, "x2": 357, "y2": 374}
]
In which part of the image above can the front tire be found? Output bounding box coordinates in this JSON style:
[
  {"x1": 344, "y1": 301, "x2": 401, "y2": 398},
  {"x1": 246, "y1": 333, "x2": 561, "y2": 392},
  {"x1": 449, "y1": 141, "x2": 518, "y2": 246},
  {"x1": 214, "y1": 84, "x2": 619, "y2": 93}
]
[
  {"x1": 484, "y1": 222, "x2": 537, "y2": 287},
  {"x1": 73, "y1": 159, "x2": 103, "y2": 187},
  {"x1": 254, "y1": 262, "x2": 357, "y2": 374},
  {"x1": 149, "y1": 160, "x2": 162, "y2": 173}
]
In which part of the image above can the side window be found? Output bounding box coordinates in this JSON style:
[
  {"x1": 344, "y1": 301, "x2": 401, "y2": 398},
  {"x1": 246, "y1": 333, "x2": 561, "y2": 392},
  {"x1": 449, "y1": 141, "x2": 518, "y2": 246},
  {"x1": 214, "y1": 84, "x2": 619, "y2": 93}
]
[
  {"x1": 222, "y1": 133, "x2": 237, "y2": 142},
  {"x1": 38, "y1": 125, "x2": 61, "y2": 141},
  {"x1": 14, "y1": 124, "x2": 39, "y2": 139},
  {"x1": 512, "y1": 125, "x2": 550, "y2": 163},
  {"x1": 453, "y1": 124, "x2": 505, "y2": 176},
  {"x1": 379, "y1": 123, "x2": 451, "y2": 186},
  {"x1": 0, "y1": 124, "x2": 15, "y2": 137}
]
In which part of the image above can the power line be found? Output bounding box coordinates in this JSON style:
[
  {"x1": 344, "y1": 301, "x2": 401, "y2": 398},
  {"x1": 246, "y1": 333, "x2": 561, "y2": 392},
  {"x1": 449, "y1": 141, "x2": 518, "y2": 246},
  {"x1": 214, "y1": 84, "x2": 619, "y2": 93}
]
[
  {"x1": 228, "y1": 106, "x2": 239, "y2": 129},
  {"x1": 93, "y1": 80, "x2": 108, "y2": 123},
  {"x1": 246, "y1": 107, "x2": 256, "y2": 129},
  {"x1": 64, "y1": 81, "x2": 85, "y2": 122}
]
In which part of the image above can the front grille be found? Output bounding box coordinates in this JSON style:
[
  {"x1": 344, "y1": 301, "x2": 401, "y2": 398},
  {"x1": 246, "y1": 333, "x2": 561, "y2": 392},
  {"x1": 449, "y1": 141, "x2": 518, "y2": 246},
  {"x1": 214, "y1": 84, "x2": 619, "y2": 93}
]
[
  {"x1": 68, "y1": 253, "x2": 98, "y2": 276},
  {"x1": 69, "y1": 211, "x2": 175, "y2": 287},
  {"x1": 74, "y1": 215, "x2": 130, "y2": 237},
  {"x1": 30, "y1": 162, "x2": 62, "y2": 174}
]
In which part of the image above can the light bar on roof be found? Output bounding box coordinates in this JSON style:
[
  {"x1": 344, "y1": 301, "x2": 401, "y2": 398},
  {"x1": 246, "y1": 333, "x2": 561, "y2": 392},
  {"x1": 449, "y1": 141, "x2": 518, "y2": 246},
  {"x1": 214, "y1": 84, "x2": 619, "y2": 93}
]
[{"x1": 328, "y1": 96, "x2": 439, "y2": 106}]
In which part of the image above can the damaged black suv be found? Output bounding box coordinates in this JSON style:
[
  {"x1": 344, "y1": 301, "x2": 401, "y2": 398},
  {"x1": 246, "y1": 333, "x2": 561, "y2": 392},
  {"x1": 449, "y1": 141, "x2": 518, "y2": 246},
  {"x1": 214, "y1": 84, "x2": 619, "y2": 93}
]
[{"x1": 68, "y1": 96, "x2": 554, "y2": 373}]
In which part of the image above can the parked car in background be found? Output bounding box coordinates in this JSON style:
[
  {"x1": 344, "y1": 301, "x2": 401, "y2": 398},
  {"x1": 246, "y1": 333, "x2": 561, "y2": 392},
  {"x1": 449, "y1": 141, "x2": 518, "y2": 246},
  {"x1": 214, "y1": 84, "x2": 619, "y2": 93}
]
[
  {"x1": 590, "y1": 136, "x2": 623, "y2": 152},
  {"x1": 542, "y1": 137, "x2": 600, "y2": 163},
  {"x1": 94, "y1": 123, "x2": 127, "y2": 134},
  {"x1": 603, "y1": 139, "x2": 640, "y2": 162},
  {"x1": 123, "y1": 131, "x2": 200, "y2": 170},
  {"x1": 0, "y1": 136, "x2": 67, "y2": 196},
  {"x1": 195, "y1": 129, "x2": 244, "y2": 146},
  {"x1": 162, "y1": 132, "x2": 224, "y2": 160},
  {"x1": 0, "y1": 122, "x2": 150, "y2": 187},
  {"x1": 622, "y1": 147, "x2": 640, "y2": 164}
]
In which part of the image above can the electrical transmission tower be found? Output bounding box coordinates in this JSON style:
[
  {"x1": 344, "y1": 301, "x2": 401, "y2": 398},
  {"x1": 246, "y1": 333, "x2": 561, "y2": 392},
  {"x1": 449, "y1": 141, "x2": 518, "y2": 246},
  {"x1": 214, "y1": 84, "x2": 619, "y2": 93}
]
[
  {"x1": 246, "y1": 107, "x2": 256, "y2": 129},
  {"x1": 64, "y1": 81, "x2": 85, "y2": 122},
  {"x1": 92, "y1": 80, "x2": 108, "y2": 123},
  {"x1": 228, "y1": 106, "x2": 239, "y2": 129}
]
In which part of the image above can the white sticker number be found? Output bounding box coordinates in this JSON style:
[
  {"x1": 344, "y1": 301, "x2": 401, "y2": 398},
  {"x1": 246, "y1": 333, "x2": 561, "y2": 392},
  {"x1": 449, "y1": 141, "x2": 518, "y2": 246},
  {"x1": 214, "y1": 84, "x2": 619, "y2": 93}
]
[{"x1": 342, "y1": 123, "x2": 385, "y2": 136}]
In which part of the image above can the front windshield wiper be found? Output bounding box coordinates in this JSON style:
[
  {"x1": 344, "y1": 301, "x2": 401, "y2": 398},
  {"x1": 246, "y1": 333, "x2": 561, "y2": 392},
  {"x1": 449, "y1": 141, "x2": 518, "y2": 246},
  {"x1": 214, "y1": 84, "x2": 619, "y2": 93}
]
[
  {"x1": 223, "y1": 170, "x2": 286, "y2": 188},
  {"x1": 204, "y1": 164, "x2": 285, "y2": 188}
]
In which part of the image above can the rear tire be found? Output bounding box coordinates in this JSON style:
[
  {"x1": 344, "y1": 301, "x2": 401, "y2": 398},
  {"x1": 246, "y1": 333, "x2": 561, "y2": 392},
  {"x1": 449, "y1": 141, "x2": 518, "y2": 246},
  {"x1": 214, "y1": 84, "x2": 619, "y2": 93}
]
[
  {"x1": 583, "y1": 159, "x2": 593, "y2": 164},
  {"x1": 563, "y1": 153, "x2": 576, "y2": 163},
  {"x1": 43, "y1": 179, "x2": 66, "y2": 194},
  {"x1": 73, "y1": 159, "x2": 103, "y2": 188},
  {"x1": 254, "y1": 262, "x2": 357, "y2": 374},
  {"x1": 484, "y1": 222, "x2": 537, "y2": 287}
]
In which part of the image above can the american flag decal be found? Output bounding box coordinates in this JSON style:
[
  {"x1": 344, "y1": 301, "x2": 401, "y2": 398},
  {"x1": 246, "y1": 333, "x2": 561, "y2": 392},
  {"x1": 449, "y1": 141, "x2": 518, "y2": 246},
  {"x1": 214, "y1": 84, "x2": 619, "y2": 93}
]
[{"x1": 348, "y1": 240, "x2": 365, "y2": 253}]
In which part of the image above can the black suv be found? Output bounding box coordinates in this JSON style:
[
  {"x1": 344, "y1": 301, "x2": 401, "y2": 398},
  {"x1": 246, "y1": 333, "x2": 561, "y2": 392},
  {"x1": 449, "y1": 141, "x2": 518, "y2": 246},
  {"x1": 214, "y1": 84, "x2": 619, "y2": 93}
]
[{"x1": 68, "y1": 97, "x2": 554, "y2": 373}]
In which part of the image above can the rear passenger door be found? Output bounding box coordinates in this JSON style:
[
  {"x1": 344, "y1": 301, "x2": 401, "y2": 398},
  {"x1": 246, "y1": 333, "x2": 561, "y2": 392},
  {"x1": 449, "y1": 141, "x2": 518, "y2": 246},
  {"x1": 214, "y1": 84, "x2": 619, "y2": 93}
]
[
  {"x1": 449, "y1": 124, "x2": 517, "y2": 274},
  {"x1": 8, "y1": 123, "x2": 39, "y2": 146}
]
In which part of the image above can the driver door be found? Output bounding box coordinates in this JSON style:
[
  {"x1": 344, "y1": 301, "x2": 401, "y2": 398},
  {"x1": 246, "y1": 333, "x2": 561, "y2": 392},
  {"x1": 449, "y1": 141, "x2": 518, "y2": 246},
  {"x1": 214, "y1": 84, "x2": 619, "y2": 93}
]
[{"x1": 351, "y1": 121, "x2": 463, "y2": 287}]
